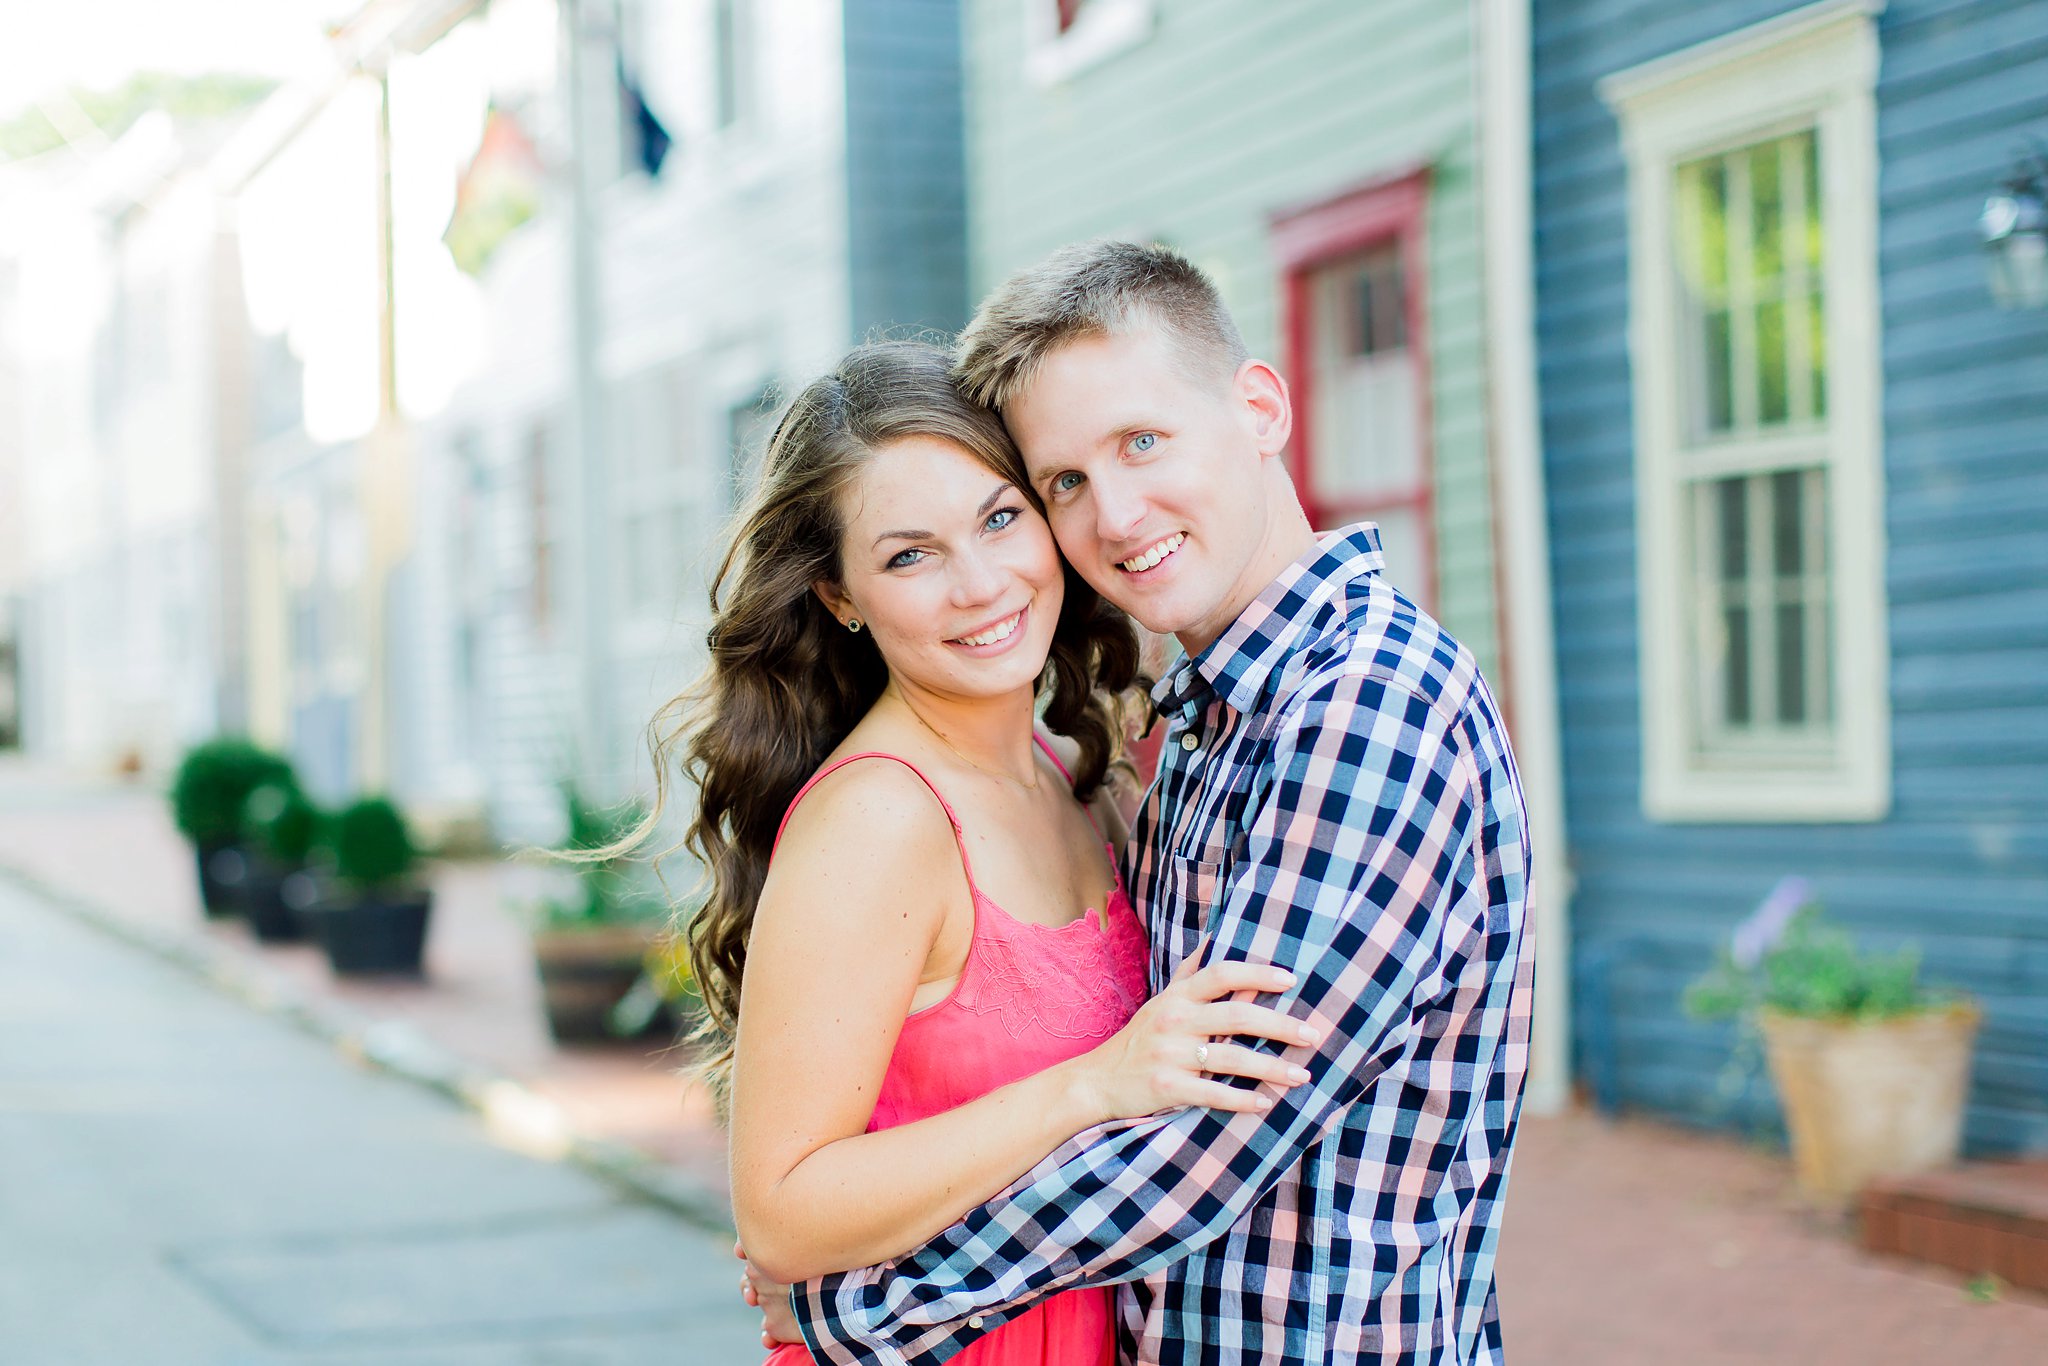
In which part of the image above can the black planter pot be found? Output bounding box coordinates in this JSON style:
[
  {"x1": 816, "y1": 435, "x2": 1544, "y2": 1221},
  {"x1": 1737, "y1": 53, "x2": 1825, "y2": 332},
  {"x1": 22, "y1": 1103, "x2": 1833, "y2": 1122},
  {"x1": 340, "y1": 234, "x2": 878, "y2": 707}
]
[
  {"x1": 241, "y1": 857, "x2": 314, "y2": 944},
  {"x1": 194, "y1": 839, "x2": 249, "y2": 918},
  {"x1": 308, "y1": 888, "x2": 433, "y2": 976}
]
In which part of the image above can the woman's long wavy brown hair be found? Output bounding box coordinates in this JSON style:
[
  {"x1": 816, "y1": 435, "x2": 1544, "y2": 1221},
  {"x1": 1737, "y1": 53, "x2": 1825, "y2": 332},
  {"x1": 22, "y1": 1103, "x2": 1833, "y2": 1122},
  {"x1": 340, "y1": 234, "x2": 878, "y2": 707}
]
[{"x1": 642, "y1": 341, "x2": 1140, "y2": 1096}]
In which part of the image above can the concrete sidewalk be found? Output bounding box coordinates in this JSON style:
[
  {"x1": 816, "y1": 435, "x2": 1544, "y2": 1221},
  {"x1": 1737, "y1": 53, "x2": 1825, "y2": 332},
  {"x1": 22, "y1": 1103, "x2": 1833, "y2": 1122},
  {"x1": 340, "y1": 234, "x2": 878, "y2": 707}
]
[
  {"x1": 3, "y1": 755, "x2": 2045, "y2": 1363},
  {"x1": 0, "y1": 873, "x2": 763, "y2": 1364}
]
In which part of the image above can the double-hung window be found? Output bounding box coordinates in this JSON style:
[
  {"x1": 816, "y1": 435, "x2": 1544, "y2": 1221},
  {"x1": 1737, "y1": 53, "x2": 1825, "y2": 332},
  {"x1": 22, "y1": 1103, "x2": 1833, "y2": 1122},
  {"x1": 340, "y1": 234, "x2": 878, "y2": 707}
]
[{"x1": 1603, "y1": 0, "x2": 1890, "y2": 821}]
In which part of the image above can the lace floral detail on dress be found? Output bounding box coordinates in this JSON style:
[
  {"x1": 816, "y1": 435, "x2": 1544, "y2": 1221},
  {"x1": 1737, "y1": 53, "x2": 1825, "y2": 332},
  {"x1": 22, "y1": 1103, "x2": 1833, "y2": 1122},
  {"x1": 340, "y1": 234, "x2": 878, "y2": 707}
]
[{"x1": 952, "y1": 896, "x2": 1150, "y2": 1039}]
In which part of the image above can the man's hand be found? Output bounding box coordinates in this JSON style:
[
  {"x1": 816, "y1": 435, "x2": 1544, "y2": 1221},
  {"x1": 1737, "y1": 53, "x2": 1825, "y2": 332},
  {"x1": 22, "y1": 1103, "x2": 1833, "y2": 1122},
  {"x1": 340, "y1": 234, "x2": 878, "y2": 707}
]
[{"x1": 735, "y1": 1241, "x2": 802, "y2": 1349}]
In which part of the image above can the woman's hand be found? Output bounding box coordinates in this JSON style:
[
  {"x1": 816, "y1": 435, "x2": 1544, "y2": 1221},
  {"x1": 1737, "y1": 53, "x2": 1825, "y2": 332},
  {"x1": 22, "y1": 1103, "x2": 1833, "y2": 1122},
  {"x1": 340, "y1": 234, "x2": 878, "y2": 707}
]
[
  {"x1": 1068, "y1": 955, "x2": 1322, "y2": 1126},
  {"x1": 737, "y1": 1241, "x2": 803, "y2": 1348}
]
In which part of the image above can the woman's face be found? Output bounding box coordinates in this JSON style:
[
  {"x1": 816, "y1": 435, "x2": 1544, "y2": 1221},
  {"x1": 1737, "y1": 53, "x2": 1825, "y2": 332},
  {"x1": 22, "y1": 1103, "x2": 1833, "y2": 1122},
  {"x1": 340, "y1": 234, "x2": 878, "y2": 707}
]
[{"x1": 821, "y1": 434, "x2": 1065, "y2": 704}]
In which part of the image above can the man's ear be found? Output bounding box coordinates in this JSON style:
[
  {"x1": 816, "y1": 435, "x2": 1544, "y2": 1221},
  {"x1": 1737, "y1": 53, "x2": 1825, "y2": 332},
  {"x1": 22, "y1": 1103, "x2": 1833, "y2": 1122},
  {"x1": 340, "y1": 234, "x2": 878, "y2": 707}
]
[{"x1": 1235, "y1": 359, "x2": 1293, "y2": 459}]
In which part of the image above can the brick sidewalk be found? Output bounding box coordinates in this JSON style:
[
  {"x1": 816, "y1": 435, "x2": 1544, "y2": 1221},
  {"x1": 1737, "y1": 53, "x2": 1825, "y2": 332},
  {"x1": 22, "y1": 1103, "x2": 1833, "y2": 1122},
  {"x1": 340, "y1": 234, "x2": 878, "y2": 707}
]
[{"x1": 3, "y1": 755, "x2": 2044, "y2": 1363}]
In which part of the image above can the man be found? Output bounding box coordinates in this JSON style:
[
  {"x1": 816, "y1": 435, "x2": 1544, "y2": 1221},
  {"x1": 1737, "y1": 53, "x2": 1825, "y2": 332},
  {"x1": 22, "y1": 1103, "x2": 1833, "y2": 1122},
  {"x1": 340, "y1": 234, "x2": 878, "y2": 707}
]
[{"x1": 787, "y1": 240, "x2": 1534, "y2": 1364}]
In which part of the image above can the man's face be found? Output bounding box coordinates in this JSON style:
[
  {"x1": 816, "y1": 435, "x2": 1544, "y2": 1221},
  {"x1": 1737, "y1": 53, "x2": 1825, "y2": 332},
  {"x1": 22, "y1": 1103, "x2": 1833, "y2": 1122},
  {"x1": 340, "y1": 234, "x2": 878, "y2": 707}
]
[{"x1": 1003, "y1": 321, "x2": 1288, "y2": 652}]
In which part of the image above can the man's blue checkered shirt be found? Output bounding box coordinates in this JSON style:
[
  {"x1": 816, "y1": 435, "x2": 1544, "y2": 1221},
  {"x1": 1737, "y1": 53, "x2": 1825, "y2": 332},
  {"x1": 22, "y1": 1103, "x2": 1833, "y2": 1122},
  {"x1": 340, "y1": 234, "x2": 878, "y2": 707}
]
[{"x1": 795, "y1": 524, "x2": 1536, "y2": 1364}]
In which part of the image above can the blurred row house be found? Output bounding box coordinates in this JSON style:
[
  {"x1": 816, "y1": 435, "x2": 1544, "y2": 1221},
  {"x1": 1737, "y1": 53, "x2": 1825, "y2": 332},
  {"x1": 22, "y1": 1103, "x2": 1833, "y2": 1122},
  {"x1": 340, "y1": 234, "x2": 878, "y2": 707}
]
[
  {"x1": 1534, "y1": 0, "x2": 2048, "y2": 1151},
  {"x1": 406, "y1": 0, "x2": 969, "y2": 843},
  {"x1": 0, "y1": 104, "x2": 266, "y2": 771},
  {"x1": 0, "y1": 0, "x2": 970, "y2": 848}
]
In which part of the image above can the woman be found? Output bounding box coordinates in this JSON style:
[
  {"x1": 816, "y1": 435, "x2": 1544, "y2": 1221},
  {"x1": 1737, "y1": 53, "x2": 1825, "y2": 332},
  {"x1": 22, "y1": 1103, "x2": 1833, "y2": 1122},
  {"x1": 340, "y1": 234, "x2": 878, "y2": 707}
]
[{"x1": 646, "y1": 342, "x2": 1314, "y2": 1363}]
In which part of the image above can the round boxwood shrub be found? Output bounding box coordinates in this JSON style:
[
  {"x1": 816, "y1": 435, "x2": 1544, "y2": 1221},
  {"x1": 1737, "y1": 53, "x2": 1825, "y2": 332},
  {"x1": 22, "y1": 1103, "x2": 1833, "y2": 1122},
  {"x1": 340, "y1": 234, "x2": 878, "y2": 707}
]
[
  {"x1": 242, "y1": 781, "x2": 321, "y2": 866},
  {"x1": 170, "y1": 740, "x2": 296, "y2": 845},
  {"x1": 329, "y1": 796, "x2": 416, "y2": 891}
]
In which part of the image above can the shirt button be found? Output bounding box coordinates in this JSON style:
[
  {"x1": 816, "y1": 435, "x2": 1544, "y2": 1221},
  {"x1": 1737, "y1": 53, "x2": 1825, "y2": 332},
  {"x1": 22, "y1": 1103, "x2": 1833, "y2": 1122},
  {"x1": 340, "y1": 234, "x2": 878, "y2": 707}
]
[
  {"x1": 967, "y1": 1316, "x2": 985, "y2": 1329},
  {"x1": 1180, "y1": 731, "x2": 1199, "y2": 751}
]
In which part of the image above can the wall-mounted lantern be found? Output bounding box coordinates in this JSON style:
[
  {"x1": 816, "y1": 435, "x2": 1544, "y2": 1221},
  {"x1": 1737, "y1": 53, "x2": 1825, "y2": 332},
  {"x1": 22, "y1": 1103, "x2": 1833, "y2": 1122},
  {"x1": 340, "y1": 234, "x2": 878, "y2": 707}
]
[{"x1": 1981, "y1": 150, "x2": 2048, "y2": 310}]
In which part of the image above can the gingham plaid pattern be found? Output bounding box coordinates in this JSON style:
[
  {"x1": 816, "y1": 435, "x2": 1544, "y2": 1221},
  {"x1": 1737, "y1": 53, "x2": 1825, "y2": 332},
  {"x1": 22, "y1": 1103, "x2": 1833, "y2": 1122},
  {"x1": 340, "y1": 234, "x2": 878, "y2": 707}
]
[{"x1": 795, "y1": 524, "x2": 1535, "y2": 1365}]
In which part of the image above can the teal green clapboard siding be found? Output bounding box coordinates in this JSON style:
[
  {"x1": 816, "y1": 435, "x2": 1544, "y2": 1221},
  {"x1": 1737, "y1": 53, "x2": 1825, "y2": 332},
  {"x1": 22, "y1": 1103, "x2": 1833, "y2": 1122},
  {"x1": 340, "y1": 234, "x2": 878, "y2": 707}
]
[{"x1": 962, "y1": 0, "x2": 1500, "y2": 678}]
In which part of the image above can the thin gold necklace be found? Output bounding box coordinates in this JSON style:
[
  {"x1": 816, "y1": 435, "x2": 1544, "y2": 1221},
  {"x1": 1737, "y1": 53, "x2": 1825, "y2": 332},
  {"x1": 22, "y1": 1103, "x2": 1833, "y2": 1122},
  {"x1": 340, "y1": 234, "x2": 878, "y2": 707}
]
[{"x1": 900, "y1": 696, "x2": 1041, "y2": 791}]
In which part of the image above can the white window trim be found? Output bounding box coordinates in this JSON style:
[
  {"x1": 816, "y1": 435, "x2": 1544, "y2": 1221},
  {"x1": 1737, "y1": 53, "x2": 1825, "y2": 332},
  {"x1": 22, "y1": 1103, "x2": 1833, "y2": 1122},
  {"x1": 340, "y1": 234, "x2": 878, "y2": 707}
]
[
  {"x1": 1024, "y1": 0, "x2": 1155, "y2": 88},
  {"x1": 1602, "y1": 0, "x2": 1891, "y2": 823}
]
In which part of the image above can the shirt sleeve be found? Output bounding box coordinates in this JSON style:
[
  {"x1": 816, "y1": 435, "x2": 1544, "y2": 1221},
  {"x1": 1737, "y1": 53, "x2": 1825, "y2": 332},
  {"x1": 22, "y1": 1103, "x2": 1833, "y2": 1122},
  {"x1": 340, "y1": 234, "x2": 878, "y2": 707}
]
[{"x1": 792, "y1": 669, "x2": 1493, "y2": 1366}]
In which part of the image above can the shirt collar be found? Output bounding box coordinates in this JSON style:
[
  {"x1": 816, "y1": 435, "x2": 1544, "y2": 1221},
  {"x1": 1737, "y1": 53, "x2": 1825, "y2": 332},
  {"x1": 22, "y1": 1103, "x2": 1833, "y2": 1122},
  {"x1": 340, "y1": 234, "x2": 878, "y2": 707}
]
[{"x1": 1152, "y1": 522, "x2": 1386, "y2": 719}]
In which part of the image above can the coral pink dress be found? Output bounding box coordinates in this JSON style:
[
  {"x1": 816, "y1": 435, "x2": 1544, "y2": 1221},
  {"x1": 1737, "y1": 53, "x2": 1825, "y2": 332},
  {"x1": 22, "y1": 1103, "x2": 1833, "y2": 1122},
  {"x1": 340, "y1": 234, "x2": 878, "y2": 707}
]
[{"x1": 763, "y1": 741, "x2": 1150, "y2": 1366}]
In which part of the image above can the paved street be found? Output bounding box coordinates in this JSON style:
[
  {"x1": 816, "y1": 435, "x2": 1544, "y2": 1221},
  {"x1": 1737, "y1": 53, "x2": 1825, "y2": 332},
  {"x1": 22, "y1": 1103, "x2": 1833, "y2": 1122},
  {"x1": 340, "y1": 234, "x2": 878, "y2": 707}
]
[{"x1": 0, "y1": 876, "x2": 763, "y2": 1365}]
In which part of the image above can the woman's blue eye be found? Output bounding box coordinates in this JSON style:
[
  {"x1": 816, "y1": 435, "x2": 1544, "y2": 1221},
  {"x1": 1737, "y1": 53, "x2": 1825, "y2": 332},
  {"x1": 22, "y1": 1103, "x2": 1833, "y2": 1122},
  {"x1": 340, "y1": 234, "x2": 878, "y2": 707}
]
[
  {"x1": 1129, "y1": 432, "x2": 1157, "y2": 453},
  {"x1": 887, "y1": 548, "x2": 926, "y2": 569},
  {"x1": 986, "y1": 507, "x2": 1019, "y2": 532}
]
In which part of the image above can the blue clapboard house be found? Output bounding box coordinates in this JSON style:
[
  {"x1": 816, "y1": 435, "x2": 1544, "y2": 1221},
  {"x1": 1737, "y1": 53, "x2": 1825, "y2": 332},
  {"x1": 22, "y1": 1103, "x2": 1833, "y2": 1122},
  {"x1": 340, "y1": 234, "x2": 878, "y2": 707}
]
[{"x1": 1531, "y1": 0, "x2": 2048, "y2": 1151}]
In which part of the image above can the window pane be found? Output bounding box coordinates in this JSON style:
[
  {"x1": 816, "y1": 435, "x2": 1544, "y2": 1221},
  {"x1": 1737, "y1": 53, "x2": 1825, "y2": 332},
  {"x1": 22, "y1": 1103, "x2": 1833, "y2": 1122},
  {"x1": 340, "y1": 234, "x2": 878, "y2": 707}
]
[
  {"x1": 1378, "y1": 257, "x2": 1407, "y2": 351},
  {"x1": 1351, "y1": 272, "x2": 1376, "y2": 356},
  {"x1": 1724, "y1": 603, "x2": 1752, "y2": 725},
  {"x1": 1310, "y1": 249, "x2": 1422, "y2": 501},
  {"x1": 1693, "y1": 468, "x2": 1832, "y2": 743},
  {"x1": 1751, "y1": 140, "x2": 1783, "y2": 285},
  {"x1": 1676, "y1": 129, "x2": 1824, "y2": 441},
  {"x1": 1704, "y1": 310, "x2": 1733, "y2": 431},
  {"x1": 1772, "y1": 469, "x2": 1803, "y2": 575},
  {"x1": 1776, "y1": 602, "x2": 1806, "y2": 724},
  {"x1": 1685, "y1": 159, "x2": 1729, "y2": 296},
  {"x1": 1344, "y1": 249, "x2": 1404, "y2": 357},
  {"x1": 1718, "y1": 477, "x2": 1747, "y2": 579},
  {"x1": 1756, "y1": 299, "x2": 1788, "y2": 424}
]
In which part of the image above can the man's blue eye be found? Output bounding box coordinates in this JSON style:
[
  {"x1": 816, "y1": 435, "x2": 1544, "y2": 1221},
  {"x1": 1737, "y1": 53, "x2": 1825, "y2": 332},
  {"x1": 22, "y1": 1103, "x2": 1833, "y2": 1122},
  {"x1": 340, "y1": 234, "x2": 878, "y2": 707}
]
[
  {"x1": 1130, "y1": 432, "x2": 1157, "y2": 453},
  {"x1": 1052, "y1": 472, "x2": 1084, "y2": 493},
  {"x1": 986, "y1": 508, "x2": 1019, "y2": 532}
]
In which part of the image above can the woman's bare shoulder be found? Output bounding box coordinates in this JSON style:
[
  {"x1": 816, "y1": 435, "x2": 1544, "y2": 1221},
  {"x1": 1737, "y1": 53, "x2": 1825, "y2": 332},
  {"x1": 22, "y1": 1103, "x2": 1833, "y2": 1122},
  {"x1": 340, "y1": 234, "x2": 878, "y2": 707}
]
[{"x1": 767, "y1": 754, "x2": 960, "y2": 905}]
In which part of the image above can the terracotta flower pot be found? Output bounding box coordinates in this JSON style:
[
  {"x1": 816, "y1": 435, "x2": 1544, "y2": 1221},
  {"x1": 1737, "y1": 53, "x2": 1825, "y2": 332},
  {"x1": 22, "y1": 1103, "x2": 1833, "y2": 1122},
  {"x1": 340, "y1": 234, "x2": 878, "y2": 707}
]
[
  {"x1": 533, "y1": 924, "x2": 664, "y2": 1044},
  {"x1": 1758, "y1": 1003, "x2": 1981, "y2": 1206}
]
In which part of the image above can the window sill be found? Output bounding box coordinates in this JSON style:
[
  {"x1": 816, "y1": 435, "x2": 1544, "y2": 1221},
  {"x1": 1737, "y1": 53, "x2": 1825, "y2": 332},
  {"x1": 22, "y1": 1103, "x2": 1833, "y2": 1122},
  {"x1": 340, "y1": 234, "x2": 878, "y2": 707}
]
[{"x1": 1643, "y1": 766, "x2": 1890, "y2": 824}]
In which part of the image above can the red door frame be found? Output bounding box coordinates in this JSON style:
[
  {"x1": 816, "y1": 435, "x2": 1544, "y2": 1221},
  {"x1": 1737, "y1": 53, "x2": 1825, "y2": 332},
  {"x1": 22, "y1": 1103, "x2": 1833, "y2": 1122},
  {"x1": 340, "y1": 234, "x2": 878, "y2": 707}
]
[{"x1": 1270, "y1": 166, "x2": 1437, "y2": 609}]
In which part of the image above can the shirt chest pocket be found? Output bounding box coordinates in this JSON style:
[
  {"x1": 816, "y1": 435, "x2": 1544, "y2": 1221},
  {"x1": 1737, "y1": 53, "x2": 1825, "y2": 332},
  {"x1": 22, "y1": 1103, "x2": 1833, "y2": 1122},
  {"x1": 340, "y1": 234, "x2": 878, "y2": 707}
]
[{"x1": 1161, "y1": 854, "x2": 1225, "y2": 970}]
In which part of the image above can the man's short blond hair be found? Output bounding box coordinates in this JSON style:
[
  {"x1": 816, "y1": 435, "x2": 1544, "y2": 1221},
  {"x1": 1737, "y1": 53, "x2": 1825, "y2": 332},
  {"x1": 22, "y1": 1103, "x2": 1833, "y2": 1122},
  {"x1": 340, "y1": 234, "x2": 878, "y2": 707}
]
[{"x1": 953, "y1": 240, "x2": 1249, "y2": 410}]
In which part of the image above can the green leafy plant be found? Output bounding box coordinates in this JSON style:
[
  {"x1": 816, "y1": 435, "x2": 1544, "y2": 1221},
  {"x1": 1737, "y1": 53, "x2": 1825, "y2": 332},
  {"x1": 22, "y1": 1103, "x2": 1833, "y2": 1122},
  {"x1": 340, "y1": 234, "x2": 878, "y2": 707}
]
[
  {"x1": 241, "y1": 781, "x2": 321, "y2": 865},
  {"x1": 170, "y1": 739, "x2": 296, "y2": 844},
  {"x1": 1686, "y1": 880, "x2": 1945, "y2": 1023},
  {"x1": 328, "y1": 796, "x2": 417, "y2": 891}
]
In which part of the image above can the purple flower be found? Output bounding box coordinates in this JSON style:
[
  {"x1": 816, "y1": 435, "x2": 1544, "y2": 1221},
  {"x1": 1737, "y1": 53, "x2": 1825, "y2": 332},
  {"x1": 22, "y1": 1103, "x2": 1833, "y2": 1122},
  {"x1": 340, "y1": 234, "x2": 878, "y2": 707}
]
[{"x1": 1730, "y1": 876, "x2": 1812, "y2": 970}]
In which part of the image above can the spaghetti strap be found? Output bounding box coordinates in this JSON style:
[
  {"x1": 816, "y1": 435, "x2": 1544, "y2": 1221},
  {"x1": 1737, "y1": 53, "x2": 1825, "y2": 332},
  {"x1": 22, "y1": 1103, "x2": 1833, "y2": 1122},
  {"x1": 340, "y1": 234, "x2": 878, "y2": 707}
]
[
  {"x1": 773, "y1": 752, "x2": 977, "y2": 886},
  {"x1": 1034, "y1": 731, "x2": 1115, "y2": 851},
  {"x1": 1032, "y1": 731, "x2": 1075, "y2": 786}
]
